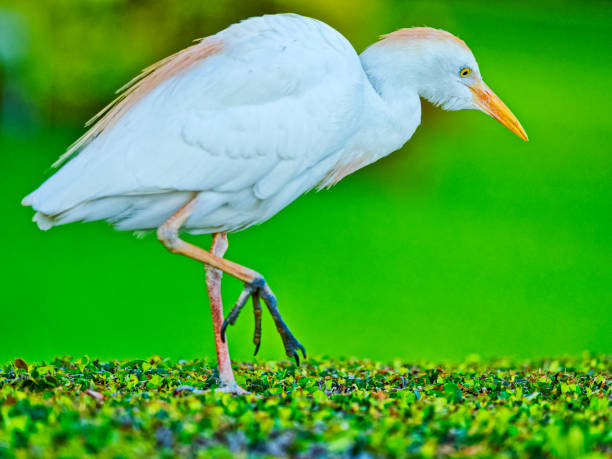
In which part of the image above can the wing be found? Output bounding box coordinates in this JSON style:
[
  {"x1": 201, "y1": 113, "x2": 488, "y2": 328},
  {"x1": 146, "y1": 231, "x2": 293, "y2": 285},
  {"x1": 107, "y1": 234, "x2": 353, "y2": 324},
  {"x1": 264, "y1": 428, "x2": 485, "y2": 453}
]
[{"x1": 24, "y1": 14, "x2": 366, "y2": 218}]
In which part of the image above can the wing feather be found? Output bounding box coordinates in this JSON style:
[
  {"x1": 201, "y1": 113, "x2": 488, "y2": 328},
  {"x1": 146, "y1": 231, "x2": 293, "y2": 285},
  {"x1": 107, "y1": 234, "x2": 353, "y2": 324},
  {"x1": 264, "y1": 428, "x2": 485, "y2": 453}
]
[
  {"x1": 25, "y1": 14, "x2": 366, "y2": 227},
  {"x1": 55, "y1": 38, "x2": 223, "y2": 168}
]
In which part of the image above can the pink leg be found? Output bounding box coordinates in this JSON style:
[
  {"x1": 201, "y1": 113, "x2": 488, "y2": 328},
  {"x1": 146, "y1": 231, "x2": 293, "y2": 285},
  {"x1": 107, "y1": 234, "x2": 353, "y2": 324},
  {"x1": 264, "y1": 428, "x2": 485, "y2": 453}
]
[
  {"x1": 205, "y1": 233, "x2": 247, "y2": 394},
  {"x1": 157, "y1": 198, "x2": 304, "y2": 372}
]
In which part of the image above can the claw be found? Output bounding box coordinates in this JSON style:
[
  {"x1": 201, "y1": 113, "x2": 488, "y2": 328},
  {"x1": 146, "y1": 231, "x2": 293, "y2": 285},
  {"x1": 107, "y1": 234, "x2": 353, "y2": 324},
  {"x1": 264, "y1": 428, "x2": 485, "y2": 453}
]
[
  {"x1": 220, "y1": 284, "x2": 253, "y2": 342},
  {"x1": 218, "y1": 279, "x2": 306, "y2": 364},
  {"x1": 220, "y1": 316, "x2": 234, "y2": 343},
  {"x1": 252, "y1": 292, "x2": 262, "y2": 355},
  {"x1": 220, "y1": 321, "x2": 228, "y2": 343},
  {"x1": 257, "y1": 284, "x2": 307, "y2": 365}
]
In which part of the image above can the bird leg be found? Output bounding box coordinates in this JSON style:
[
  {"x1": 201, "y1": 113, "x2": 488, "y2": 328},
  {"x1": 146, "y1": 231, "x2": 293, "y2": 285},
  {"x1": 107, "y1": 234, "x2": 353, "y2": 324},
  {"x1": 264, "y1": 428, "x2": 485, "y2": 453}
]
[
  {"x1": 204, "y1": 233, "x2": 247, "y2": 394},
  {"x1": 157, "y1": 197, "x2": 306, "y2": 366}
]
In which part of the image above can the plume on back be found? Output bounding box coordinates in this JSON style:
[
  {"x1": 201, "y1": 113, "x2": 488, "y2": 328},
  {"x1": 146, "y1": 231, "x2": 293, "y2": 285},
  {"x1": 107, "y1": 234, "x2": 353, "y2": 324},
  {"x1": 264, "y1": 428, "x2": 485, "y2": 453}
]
[{"x1": 53, "y1": 37, "x2": 223, "y2": 168}]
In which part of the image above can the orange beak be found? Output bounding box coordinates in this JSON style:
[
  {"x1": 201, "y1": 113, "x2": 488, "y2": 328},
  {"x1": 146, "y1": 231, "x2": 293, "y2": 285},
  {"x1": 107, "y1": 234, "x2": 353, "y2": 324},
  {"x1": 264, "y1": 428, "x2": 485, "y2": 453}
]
[{"x1": 469, "y1": 81, "x2": 528, "y2": 141}]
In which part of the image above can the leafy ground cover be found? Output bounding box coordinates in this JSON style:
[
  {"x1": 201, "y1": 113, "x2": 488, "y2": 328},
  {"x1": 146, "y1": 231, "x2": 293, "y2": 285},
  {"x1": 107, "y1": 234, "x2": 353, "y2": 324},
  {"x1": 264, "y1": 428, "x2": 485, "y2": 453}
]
[{"x1": 0, "y1": 355, "x2": 609, "y2": 458}]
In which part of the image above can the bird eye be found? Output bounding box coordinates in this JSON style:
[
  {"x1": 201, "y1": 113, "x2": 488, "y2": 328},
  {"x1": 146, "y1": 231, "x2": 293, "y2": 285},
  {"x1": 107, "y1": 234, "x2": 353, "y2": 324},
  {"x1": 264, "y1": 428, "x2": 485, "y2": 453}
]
[{"x1": 460, "y1": 67, "x2": 471, "y2": 78}]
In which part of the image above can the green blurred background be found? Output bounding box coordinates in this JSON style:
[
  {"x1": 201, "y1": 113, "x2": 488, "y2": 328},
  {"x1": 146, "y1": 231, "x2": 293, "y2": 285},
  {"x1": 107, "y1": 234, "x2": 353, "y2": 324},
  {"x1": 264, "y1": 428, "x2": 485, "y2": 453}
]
[{"x1": 1, "y1": 0, "x2": 610, "y2": 365}]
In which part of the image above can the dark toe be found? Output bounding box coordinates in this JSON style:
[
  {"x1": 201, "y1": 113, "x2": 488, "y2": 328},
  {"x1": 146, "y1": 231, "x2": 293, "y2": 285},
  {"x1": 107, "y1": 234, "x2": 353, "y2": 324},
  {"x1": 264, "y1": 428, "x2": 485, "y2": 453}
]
[{"x1": 220, "y1": 319, "x2": 231, "y2": 342}]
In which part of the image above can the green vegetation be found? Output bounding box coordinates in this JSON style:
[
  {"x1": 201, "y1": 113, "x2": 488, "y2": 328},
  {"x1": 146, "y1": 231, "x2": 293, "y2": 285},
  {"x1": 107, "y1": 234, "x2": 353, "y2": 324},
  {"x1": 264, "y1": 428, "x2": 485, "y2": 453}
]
[{"x1": 1, "y1": 355, "x2": 610, "y2": 457}]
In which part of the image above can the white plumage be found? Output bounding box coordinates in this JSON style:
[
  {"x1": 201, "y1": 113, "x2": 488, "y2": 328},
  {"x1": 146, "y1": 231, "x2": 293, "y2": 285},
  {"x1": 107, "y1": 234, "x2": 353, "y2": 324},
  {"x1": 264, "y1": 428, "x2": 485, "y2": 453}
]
[
  {"x1": 24, "y1": 14, "x2": 527, "y2": 235},
  {"x1": 24, "y1": 14, "x2": 417, "y2": 233}
]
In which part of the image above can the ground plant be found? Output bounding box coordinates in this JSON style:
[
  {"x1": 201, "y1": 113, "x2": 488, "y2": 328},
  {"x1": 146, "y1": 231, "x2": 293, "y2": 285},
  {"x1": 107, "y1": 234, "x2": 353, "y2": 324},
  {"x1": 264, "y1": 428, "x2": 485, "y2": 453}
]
[{"x1": 0, "y1": 355, "x2": 609, "y2": 457}]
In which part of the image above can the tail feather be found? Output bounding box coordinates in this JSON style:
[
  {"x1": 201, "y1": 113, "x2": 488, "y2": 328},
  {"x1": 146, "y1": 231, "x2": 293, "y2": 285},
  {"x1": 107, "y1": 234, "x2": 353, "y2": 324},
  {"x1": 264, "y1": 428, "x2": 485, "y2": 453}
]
[
  {"x1": 32, "y1": 212, "x2": 56, "y2": 230},
  {"x1": 25, "y1": 192, "x2": 204, "y2": 232},
  {"x1": 21, "y1": 193, "x2": 34, "y2": 207}
]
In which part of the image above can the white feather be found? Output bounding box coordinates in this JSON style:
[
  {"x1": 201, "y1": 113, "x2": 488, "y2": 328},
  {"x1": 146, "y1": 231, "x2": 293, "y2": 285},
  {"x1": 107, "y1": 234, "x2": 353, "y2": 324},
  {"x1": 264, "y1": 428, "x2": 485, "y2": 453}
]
[{"x1": 23, "y1": 13, "x2": 436, "y2": 233}]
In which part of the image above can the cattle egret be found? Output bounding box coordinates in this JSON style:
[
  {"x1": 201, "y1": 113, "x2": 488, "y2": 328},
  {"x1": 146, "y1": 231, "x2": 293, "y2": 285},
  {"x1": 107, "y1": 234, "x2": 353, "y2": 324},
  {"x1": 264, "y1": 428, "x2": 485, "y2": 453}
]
[{"x1": 23, "y1": 14, "x2": 527, "y2": 393}]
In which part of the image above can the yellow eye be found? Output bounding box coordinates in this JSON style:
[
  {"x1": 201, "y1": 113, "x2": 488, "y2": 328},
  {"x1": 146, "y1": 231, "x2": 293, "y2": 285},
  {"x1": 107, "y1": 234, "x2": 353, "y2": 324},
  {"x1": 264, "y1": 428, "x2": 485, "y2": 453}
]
[{"x1": 460, "y1": 67, "x2": 471, "y2": 77}]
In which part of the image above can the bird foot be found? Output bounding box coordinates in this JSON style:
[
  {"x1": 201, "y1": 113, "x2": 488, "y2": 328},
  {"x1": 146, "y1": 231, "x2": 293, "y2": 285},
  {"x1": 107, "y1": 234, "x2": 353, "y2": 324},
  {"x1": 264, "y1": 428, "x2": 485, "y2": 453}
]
[
  {"x1": 221, "y1": 279, "x2": 306, "y2": 365},
  {"x1": 215, "y1": 383, "x2": 249, "y2": 395}
]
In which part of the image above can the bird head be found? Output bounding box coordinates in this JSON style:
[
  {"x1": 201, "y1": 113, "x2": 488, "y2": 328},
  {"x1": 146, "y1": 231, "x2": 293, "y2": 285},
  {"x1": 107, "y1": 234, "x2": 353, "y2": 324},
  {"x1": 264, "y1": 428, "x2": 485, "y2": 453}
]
[{"x1": 362, "y1": 27, "x2": 528, "y2": 141}]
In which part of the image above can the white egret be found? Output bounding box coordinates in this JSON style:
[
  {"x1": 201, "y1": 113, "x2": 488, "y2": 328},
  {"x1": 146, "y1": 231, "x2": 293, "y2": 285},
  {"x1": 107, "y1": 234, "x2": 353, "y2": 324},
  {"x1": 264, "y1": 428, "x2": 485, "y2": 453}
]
[{"x1": 23, "y1": 14, "x2": 527, "y2": 393}]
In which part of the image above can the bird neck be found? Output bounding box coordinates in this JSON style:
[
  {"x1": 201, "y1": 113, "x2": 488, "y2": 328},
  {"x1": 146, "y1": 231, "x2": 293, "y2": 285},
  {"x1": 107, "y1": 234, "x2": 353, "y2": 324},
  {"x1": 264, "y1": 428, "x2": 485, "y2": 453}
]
[
  {"x1": 359, "y1": 46, "x2": 422, "y2": 146},
  {"x1": 359, "y1": 42, "x2": 441, "y2": 108}
]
